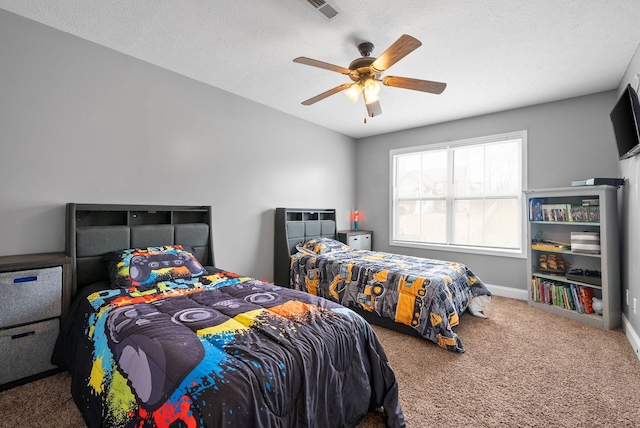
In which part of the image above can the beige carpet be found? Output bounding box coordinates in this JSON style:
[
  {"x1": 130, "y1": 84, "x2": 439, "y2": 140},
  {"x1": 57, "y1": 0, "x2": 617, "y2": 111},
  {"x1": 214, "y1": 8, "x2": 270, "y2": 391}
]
[{"x1": 2, "y1": 296, "x2": 640, "y2": 427}]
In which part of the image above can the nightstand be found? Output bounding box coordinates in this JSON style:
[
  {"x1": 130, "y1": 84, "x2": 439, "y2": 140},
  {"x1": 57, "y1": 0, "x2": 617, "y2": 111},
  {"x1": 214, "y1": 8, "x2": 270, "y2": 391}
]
[
  {"x1": 338, "y1": 230, "x2": 372, "y2": 250},
  {"x1": 0, "y1": 252, "x2": 71, "y2": 390}
]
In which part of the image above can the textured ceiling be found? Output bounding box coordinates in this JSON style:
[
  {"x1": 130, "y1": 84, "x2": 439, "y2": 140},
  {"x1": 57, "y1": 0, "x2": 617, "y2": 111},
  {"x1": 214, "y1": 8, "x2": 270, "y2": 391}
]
[{"x1": 2, "y1": 1, "x2": 640, "y2": 139}]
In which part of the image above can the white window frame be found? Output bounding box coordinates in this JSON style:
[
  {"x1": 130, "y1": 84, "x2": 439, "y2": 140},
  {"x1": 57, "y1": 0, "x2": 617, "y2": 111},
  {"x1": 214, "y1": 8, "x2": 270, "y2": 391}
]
[{"x1": 389, "y1": 130, "x2": 528, "y2": 258}]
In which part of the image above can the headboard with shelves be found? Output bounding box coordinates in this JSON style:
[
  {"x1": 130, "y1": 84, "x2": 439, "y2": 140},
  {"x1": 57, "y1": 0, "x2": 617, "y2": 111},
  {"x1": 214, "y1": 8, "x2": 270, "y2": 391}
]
[
  {"x1": 273, "y1": 208, "x2": 336, "y2": 287},
  {"x1": 66, "y1": 203, "x2": 214, "y2": 298}
]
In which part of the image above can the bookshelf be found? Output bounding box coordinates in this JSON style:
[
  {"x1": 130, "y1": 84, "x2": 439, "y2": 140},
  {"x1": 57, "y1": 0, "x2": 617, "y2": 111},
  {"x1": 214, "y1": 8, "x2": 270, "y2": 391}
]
[{"x1": 524, "y1": 186, "x2": 621, "y2": 329}]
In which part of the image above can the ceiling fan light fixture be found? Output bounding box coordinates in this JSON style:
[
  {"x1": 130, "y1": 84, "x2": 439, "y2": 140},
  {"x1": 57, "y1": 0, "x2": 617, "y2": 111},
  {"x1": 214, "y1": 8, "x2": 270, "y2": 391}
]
[
  {"x1": 345, "y1": 83, "x2": 362, "y2": 102},
  {"x1": 363, "y1": 78, "x2": 380, "y2": 96}
]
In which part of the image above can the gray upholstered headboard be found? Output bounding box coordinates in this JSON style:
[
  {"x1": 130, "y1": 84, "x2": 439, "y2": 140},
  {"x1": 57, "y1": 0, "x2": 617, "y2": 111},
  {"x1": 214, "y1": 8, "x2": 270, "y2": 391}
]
[
  {"x1": 66, "y1": 203, "x2": 214, "y2": 297},
  {"x1": 273, "y1": 208, "x2": 337, "y2": 287}
]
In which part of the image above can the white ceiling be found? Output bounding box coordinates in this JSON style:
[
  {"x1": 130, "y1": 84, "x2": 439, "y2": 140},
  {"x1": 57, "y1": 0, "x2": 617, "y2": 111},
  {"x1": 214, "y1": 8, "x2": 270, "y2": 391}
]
[{"x1": 2, "y1": 1, "x2": 640, "y2": 139}]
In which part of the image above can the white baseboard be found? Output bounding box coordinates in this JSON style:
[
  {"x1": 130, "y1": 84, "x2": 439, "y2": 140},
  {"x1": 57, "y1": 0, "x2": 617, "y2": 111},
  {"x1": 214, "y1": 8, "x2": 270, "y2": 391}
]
[
  {"x1": 485, "y1": 283, "x2": 528, "y2": 301},
  {"x1": 622, "y1": 314, "x2": 640, "y2": 362}
]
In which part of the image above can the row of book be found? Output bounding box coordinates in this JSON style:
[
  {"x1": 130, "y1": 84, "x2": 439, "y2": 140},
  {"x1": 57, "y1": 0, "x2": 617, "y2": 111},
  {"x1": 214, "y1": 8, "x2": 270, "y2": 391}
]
[
  {"x1": 529, "y1": 198, "x2": 600, "y2": 222},
  {"x1": 531, "y1": 277, "x2": 596, "y2": 314}
]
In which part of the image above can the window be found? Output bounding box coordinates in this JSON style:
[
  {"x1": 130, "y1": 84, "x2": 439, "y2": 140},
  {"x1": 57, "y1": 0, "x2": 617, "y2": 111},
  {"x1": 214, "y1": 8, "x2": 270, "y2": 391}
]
[{"x1": 390, "y1": 131, "x2": 527, "y2": 257}]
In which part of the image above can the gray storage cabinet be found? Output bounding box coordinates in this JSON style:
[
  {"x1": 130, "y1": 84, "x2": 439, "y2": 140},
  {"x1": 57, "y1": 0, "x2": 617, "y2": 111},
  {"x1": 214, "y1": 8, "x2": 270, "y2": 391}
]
[{"x1": 0, "y1": 253, "x2": 71, "y2": 390}]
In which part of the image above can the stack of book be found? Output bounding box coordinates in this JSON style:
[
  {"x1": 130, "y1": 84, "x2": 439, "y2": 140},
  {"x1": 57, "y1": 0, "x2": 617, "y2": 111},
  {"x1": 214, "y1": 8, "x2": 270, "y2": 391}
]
[
  {"x1": 531, "y1": 277, "x2": 595, "y2": 314},
  {"x1": 571, "y1": 232, "x2": 601, "y2": 254}
]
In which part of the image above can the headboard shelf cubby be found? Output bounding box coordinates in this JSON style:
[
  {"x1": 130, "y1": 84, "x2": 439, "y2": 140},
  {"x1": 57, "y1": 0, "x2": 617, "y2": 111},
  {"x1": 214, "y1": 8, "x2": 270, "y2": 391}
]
[
  {"x1": 284, "y1": 210, "x2": 335, "y2": 222},
  {"x1": 274, "y1": 208, "x2": 336, "y2": 287},
  {"x1": 73, "y1": 204, "x2": 210, "y2": 227}
]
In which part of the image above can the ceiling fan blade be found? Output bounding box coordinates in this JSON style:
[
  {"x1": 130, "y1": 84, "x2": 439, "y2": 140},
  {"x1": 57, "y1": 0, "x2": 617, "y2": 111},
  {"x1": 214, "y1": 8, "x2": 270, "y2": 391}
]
[
  {"x1": 382, "y1": 76, "x2": 447, "y2": 94},
  {"x1": 365, "y1": 99, "x2": 382, "y2": 117},
  {"x1": 370, "y1": 35, "x2": 422, "y2": 73},
  {"x1": 301, "y1": 83, "x2": 352, "y2": 105},
  {"x1": 293, "y1": 57, "x2": 352, "y2": 75}
]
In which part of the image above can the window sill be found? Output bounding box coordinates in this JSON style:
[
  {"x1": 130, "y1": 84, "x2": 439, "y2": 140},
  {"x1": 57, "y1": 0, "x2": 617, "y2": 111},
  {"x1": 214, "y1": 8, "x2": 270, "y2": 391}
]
[{"x1": 389, "y1": 240, "x2": 526, "y2": 259}]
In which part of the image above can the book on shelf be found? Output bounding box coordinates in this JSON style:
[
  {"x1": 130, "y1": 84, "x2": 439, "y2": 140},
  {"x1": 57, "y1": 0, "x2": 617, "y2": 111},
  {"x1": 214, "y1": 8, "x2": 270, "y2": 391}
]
[
  {"x1": 579, "y1": 287, "x2": 595, "y2": 314},
  {"x1": 570, "y1": 283, "x2": 584, "y2": 314},
  {"x1": 562, "y1": 288, "x2": 572, "y2": 310}
]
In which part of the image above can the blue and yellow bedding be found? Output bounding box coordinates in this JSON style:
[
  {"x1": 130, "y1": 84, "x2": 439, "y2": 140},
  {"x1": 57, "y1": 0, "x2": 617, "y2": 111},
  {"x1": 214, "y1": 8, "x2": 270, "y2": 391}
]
[{"x1": 290, "y1": 238, "x2": 492, "y2": 352}]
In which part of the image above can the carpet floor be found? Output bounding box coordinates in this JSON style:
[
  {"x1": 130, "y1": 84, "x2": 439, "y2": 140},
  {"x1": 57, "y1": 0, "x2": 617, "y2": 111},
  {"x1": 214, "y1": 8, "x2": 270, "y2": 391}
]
[{"x1": 1, "y1": 296, "x2": 639, "y2": 427}]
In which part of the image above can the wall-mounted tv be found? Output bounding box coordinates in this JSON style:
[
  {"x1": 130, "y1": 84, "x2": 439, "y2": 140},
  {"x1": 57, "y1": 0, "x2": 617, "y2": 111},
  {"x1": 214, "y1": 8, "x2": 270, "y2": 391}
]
[{"x1": 610, "y1": 84, "x2": 640, "y2": 160}]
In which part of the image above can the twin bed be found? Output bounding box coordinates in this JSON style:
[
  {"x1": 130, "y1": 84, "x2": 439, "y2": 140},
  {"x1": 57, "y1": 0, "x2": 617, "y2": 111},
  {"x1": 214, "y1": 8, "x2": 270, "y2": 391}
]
[
  {"x1": 274, "y1": 208, "x2": 492, "y2": 353},
  {"x1": 53, "y1": 204, "x2": 404, "y2": 428}
]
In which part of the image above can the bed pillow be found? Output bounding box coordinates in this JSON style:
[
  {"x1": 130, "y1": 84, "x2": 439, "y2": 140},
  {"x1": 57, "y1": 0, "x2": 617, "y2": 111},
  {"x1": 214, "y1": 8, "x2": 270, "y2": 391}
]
[
  {"x1": 107, "y1": 245, "x2": 206, "y2": 287},
  {"x1": 299, "y1": 237, "x2": 351, "y2": 255}
]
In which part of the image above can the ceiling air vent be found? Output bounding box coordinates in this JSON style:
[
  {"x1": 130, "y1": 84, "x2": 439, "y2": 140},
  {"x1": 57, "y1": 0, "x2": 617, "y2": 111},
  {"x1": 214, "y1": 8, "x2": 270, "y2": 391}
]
[{"x1": 302, "y1": 0, "x2": 341, "y2": 21}]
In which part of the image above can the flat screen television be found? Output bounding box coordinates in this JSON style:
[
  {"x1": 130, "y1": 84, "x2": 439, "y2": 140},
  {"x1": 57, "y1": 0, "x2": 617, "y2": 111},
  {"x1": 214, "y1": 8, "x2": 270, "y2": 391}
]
[{"x1": 610, "y1": 84, "x2": 640, "y2": 160}]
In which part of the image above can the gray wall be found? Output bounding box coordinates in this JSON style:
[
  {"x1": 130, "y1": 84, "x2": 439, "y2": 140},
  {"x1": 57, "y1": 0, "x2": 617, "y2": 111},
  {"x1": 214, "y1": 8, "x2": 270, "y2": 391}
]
[
  {"x1": 355, "y1": 91, "x2": 619, "y2": 290},
  {"x1": 0, "y1": 8, "x2": 627, "y2": 298},
  {"x1": 0, "y1": 10, "x2": 356, "y2": 281},
  {"x1": 617, "y1": 42, "x2": 640, "y2": 338}
]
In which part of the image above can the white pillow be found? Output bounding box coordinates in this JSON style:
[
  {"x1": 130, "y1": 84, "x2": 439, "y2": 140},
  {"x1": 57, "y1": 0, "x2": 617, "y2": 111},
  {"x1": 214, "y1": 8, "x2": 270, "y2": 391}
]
[
  {"x1": 295, "y1": 244, "x2": 319, "y2": 257},
  {"x1": 468, "y1": 294, "x2": 491, "y2": 318}
]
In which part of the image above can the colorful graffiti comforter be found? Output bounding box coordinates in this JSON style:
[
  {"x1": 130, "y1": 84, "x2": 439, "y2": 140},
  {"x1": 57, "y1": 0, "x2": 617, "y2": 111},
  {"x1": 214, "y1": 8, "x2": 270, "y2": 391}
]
[
  {"x1": 52, "y1": 269, "x2": 405, "y2": 428},
  {"x1": 290, "y1": 248, "x2": 491, "y2": 353}
]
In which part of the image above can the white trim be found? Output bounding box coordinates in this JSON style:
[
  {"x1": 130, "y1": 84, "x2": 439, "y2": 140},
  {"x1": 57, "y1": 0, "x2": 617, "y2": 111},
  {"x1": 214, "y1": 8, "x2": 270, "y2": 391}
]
[
  {"x1": 389, "y1": 130, "x2": 527, "y2": 155},
  {"x1": 485, "y1": 283, "x2": 528, "y2": 300},
  {"x1": 622, "y1": 313, "x2": 640, "y2": 362}
]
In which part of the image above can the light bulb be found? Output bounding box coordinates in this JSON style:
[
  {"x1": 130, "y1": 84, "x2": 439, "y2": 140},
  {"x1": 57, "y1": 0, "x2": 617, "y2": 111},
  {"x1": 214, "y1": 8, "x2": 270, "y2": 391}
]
[
  {"x1": 363, "y1": 78, "x2": 380, "y2": 96},
  {"x1": 363, "y1": 90, "x2": 379, "y2": 105},
  {"x1": 345, "y1": 83, "x2": 362, "y2": 102}
]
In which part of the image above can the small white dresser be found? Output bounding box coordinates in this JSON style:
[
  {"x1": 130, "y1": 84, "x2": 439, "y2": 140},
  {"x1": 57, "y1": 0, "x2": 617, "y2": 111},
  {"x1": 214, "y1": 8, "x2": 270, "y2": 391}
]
[{"x1": 338, "y1": 230, "x2": 373, "y2": 251}]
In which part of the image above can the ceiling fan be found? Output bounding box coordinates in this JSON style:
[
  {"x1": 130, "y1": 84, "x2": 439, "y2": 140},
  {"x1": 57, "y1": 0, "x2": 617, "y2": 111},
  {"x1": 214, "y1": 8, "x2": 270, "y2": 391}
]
[{"x1": 293, "y1": 34, "x2": 446, "y2": 119}]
